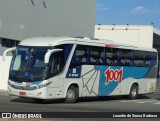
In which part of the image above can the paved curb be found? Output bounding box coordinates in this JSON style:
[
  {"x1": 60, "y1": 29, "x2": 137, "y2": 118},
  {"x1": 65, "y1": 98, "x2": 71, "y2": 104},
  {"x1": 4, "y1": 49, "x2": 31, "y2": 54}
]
[{"x1": 0, "y1": 90, "x2": 8, "y2": 96}]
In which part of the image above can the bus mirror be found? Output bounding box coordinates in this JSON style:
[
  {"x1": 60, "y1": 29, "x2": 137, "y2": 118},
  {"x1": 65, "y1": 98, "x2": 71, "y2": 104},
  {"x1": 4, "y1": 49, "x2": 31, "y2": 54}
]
[
  {"x1": 44, "y1": 49, "x2": 63, "y2": 64},
  {"x1": 3, "y1": 47, "x2": 16, "y2": 61}
]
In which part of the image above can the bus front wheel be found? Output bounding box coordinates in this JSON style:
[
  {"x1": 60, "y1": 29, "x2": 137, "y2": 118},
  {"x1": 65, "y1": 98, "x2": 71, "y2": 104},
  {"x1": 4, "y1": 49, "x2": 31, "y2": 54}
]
[
  {"x1": 65, "y1": 86, "x2": 79, "y2": 103},
  {"x1": 129, "y1": 84, "x2": 138, "y2": 100}
]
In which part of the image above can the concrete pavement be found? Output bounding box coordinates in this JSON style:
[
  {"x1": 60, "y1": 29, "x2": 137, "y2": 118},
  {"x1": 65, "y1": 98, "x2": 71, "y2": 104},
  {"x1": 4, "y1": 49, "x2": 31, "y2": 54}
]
[{"x1": 0, "y1": 89, "x2": 8, "y2": 96}]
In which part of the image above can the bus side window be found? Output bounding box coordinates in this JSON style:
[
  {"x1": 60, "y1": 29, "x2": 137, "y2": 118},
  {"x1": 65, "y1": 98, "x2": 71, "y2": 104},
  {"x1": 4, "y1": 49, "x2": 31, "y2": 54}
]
[
  {"x1": 134, "y1": 50, "x2": 144, "y2": 67},
  {"x1": 119, "y1": 49, "x2": 133, "y2": 66},
  {"x1": 112, "y1": 48, "x2": 119, "y2": 66},
  {"x1": 76, "y1": 50, "x2": 86, "y2": 63},
  {"x1": 119, "y1": 49, "x2": 126, "y2": 66},
  {"x1": 70, "y1": 45, "x2": 88, "y2": 67},
  {"x1": 105, "y1": 48, "x2": 119, "y2": 66},
  {"x1": 144, "y1": 52, "x2": 157, "y2": 67},
  {"x1": 145, "y1": 53, "x2": 151, "y2": 67},
  {"x1": 126, "y1": 50, "x2": 133, "y2": 66},
  {"x1": 105, "y1": 48, "x2": 112, "y2": 65},
  {"x1": 151, "y1": 52, "x2": 157, "y2": 66},
  {"x1": 90, "y1": 46, "x2": 104, "y2": 65}
]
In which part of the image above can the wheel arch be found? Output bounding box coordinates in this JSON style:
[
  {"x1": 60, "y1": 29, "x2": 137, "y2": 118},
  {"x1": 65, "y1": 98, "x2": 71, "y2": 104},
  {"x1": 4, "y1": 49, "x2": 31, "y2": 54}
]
[
  {"x1": 129, "y1": 82, "x2": 139, "y2": 99},
  {"x1": 128, "y1": 82, "x2": 139, "y2": 94},
  {"x1": 63, "y1": 82, "x2": 80, "y2": 98}
]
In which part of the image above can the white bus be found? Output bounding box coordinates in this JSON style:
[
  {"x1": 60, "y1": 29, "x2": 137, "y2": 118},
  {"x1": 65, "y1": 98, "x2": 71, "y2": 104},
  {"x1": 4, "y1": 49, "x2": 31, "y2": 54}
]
[{"x1": 3, "y1": 37, "x2": 158, "y2": 103}]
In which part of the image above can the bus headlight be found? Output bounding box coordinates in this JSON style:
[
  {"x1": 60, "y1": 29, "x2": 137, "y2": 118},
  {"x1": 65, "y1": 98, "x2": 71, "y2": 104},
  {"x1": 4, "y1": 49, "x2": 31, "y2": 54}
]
[{"x1": 37, "y1": 81, "x2": 52, "y2": 89}]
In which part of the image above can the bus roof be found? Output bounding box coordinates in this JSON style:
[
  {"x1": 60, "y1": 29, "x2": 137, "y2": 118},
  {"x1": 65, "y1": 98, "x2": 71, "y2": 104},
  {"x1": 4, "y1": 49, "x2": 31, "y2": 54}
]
[{"x1": 18, "y1": 37, "x2": 157, "y2": 52}]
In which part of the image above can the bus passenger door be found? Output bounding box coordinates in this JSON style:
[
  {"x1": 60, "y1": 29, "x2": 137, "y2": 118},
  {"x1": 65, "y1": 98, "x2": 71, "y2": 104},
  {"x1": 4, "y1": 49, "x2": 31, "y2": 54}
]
[{"x1": 48, "y1": 51, "x2": 64, "y2": 87}]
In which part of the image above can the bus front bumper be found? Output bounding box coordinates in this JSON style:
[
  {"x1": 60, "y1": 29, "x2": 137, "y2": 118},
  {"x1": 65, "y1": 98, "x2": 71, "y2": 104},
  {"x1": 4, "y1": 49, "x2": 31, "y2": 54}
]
[{"x1": 8, "y1": 84, "x2": 48, "y2": 99}]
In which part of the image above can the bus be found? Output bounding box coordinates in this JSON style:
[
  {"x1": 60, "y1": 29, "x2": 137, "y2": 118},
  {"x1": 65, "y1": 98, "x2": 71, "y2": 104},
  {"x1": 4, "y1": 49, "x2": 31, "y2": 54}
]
[{"x1": 3, "y1": 37, "x2": 158, "y2": 103}]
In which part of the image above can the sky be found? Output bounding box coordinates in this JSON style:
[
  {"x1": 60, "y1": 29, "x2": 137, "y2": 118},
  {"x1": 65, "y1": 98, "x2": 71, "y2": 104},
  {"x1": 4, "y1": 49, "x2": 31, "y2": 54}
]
[{"x1": 96, "y1": 0, "x2": 160, "y2": 29}]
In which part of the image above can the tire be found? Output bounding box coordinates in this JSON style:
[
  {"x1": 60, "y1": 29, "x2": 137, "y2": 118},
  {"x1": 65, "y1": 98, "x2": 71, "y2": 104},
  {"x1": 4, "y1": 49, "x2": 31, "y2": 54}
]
[
  {"x1": 65, "y1": 86, "x2": 79, "y2": 103},
  {"x1": 129, "y1": 84, "x2": 138, "y2": 100}
]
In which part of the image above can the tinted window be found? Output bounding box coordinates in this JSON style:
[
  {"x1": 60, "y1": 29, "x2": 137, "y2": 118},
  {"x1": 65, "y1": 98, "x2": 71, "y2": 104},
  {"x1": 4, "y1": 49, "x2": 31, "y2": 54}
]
[
  {"x1": 133, "y1": 51, "x2": 157, "y2": 67},
  {"x1": 150, "y1": 52, "x2": 157, "y2": 66},
  {"x1": 133, "y1": 50, "x2": 145, "y2": 67},
  {"x1": 144, "y1": 51, "x2": 151, "y2": 67},
  {"x1": 105, "y1": 48, "x2": 119, "y2": 66},
  {"x1": 70, "y1": 45, "x2": 157, "y2": 68},
  {"x1": 71, "y1": 45, "x2": 89, "y2": 65},
  {"x1": 90, "y1": 46, "x2": 104, "y2": 64},
  {"x1": 119, "y1": 49, "x2": 133, "y2": 66}
]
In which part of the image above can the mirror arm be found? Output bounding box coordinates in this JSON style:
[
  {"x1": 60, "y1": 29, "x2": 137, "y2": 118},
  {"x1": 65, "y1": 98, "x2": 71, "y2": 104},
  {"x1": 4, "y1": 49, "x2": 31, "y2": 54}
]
[
  {"x1": 44, "y1": 49, "x2": 63, "y2": 64},
  {"x1": 3, "y1": 47, "x2": 16, "y2": 61}
]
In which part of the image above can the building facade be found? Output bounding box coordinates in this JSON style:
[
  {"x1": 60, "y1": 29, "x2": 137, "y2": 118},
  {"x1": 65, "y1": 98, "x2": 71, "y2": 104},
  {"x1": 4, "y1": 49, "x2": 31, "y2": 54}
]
[
  {"x1": 0, "y1": 0, "x2": 95, "y2": 47},
  {"x1": 0, "y1": 0, "x2": 95, "y2": 90},
  {"x1": 95, "y1": 25, "x2": 160, "y2": 49}
]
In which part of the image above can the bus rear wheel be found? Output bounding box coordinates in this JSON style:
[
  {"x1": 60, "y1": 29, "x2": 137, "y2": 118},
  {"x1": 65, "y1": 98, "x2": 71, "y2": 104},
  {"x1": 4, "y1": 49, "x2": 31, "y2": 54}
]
[
  {"x1": 65, "y1": 86, "x2": 79, "y2": 103},
  {"x1": 129, "y1": 84, "x2": 138, "y2": 99}
]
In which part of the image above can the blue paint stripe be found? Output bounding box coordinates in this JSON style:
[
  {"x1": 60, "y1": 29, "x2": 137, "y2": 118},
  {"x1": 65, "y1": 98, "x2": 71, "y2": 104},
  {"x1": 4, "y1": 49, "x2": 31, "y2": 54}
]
[{"x1": 94, "y1": 66, "x2": 150, "y2": 96}]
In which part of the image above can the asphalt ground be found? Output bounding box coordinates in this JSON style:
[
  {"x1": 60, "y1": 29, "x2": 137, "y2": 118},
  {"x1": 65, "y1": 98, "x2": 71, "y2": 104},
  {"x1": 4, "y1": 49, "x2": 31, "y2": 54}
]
[{"x1": 0, "y1": 85, "x2": 160, "y2": 121}]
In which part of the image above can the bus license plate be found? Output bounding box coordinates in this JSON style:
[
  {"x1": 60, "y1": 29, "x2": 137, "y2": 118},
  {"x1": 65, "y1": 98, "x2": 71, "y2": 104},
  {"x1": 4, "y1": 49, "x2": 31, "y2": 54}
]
[{"x1": 19, "y1": 92, "x2": 26, "y2": 96}]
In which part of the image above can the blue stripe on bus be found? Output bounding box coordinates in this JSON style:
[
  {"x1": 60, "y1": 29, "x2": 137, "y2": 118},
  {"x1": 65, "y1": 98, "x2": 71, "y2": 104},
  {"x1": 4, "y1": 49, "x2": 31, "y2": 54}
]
[
  {"x1": 94, "y1": 66, "x2": 150, "y2": 96},
  {"x1": 31, "y1": 81, "x2": 42, "y2": 85}
]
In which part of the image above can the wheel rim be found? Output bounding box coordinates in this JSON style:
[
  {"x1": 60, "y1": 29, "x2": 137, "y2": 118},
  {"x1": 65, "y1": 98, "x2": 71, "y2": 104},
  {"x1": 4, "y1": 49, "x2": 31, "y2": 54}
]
[
  {"x1": 131, "y1": 88, "x2": 137, "y2": 97},
  {"x1": 66, "y1": 90, "x2": 75, "y2": 100}
]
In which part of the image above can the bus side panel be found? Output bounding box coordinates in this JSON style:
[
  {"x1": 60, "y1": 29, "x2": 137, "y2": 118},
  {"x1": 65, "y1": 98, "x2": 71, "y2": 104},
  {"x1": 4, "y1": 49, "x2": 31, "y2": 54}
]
[
  {"x1": 94, "y1": 66, "x2": 150, "y2": 96},
  {"x1": 138, "y1": 65, "x2": 157, "y2": 94},
  {"x1": 65, "y1": 65, "x2": 157, "y2": 98},
  {"x1": 65, "y1": 65, "x2": 100, "y2": 97},
  {"x1": 119, "y1": 65, "x2": 157, "y2": 95},
  {"x1": 80, "y1": 65, "x2": 100, "y2": 97}
]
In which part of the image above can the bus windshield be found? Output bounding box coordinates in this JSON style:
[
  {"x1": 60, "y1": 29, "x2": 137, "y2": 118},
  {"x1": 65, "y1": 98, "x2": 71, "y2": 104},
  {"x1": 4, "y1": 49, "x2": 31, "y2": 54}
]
[{"x1": 9, "y1": 46, "x2": 49, "y2": 82}]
